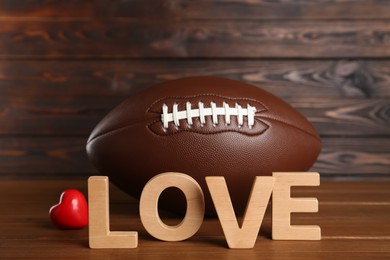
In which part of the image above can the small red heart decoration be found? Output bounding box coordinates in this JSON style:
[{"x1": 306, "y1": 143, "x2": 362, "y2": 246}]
[{"x1": 49, "y1": 189, "x2": 88, "y2": 229}]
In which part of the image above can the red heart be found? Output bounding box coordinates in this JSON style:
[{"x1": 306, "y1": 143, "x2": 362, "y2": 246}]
[{"x1": 49, "y1": 189, "x2": 88, "y2": 229}]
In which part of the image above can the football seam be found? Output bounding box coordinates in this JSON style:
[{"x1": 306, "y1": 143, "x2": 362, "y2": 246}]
[
  {"x1": 146, "y1": 94, "x2": 269, "y2": 136},
  {"x1": 88, "y1": 95, "x2": 270, "y2": 143},
  {"x1": 86, "y1": 117, "x2": 271, "y2": 146},
  {"x1": 87, "y1": 95, "x2": 320, "y2": 144},
  {"x1": 146, "y1": 118, "x2": 270, "y2": 137},
  {"x1": 87, "y1": 120, "x2": 144, "y2": 145},
  {"x1": 259, "y1": 115, "x2": 321, "y2": 142},
  {"x1": 87, "y1": 113, "x2": 320, "y2": 143},
  {"x1": 87, "y1": 119, "x2": 319, "y2": 146}
]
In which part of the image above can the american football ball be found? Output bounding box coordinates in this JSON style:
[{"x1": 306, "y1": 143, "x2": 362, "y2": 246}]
[{"x1": 86, "y1": 76, "x2": 321, "y2": 216}]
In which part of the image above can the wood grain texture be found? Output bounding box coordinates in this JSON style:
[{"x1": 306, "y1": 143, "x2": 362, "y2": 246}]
[
  {"x1": 0, "y1": 137, "x2": 93, "y2": 176},
  {"x1": 1, "y1": 59, "x2": 389, "y2": 98},
  {"x1": 1, "y1": 60, "x2": 389, "y2": 136},
  {"x1": 1, "y1": 20, "x2": 390, "y2": 58},
  {"x1": 0, "y1": 0, "x2": 389, "y2": 180},
  {"x1": 0, "y1": 137, "x2": 388, "y2": 178},
  {"x1": 0, "y1": 180, "x2": 389, "y2": 258},
  {"x1": 315, "y1": 138, "x2": 390, "y2": 177},
  {"x1": 1, "y1": 0, "x2": 390, "y2": 20},
  {"x1": 272, "y1": 172, "x2": 320, "y2": 240},
  {"x1": 206, "y1": 176, "x2": 274, "y2": 248},
  {"x1": 290, "y1": 98, "x2": 390, "y2": 137},
  {"x1": 0, "y1": 96, "x2": 123, "y2": 135},
  {"x1": 1, "y1": 96, "x2": 388, "y2": 137},
  {"x1": 88, "y1": 176, "x2": 138, "y2": 248},
  {"x1": 139, "y1": 173, "x2": 204, "y2": 242}
]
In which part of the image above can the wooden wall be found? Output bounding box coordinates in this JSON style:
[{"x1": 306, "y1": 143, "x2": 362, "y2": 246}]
[{"x1": 0, "y1": 0, "x2": 389, "y2": 180}]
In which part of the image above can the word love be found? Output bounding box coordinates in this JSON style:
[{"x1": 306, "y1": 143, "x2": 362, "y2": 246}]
[{"x1": 88, "y1": 172, "x2": 320, "y2": 249}]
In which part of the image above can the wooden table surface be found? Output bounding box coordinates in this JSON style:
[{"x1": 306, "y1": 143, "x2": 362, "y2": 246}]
[{"x1": 1, "y1": 179, "x2": 389, "y2": 259}]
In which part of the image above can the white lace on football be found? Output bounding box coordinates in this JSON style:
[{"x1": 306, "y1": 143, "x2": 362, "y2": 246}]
[{"x1": 161, "y1": 102, "x2": 257, "y2": 129}]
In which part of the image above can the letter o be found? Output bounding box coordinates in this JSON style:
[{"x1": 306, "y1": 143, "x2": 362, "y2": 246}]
[{"x1": 139, "y1": 172, "x2": 205, "y2": 241}]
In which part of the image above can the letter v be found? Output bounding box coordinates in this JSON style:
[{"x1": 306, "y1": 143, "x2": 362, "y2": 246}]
[{"x1": 206, "y1": 176, "x2": 275, "y2": 248}]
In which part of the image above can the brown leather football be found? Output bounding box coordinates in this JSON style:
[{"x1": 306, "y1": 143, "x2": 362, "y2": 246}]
[{"x1": 86, "y1": 76, "x2": 321, "y2": 216}]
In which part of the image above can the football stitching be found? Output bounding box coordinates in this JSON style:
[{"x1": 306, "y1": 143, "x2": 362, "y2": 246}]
[
  {"x1": 161, "y1": 102, "x2": 257, "y2": 129},
  {"x1": 147, "y1": 94, "x2": 269, "y2": 135},
  {"x1": 147, "y1": 118, "x2": 270, "y2": 137},
  {"x1": 147, "y1": 94, "x2": 269, "y2": 113},
  {"x1": 86, "y1": 94, "x2": 268, "y2": 144}
]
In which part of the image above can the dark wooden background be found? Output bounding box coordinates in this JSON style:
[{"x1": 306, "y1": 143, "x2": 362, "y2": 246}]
[{"x1": 0, "y1": 0, "x2": 389, "y2": 180}]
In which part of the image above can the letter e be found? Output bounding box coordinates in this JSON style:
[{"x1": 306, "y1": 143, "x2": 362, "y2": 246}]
[{"x1": 272, "y1": 172, "x2": 321, "y2": 240}]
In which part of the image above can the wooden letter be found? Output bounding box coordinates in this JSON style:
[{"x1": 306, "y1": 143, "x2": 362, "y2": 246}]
[
  {"x1": 88, "y1": 176, "x2": 138, "y2": 248},
  {"x1": 206, "y1": 176, "x2": 275, "y2": 248},
  {"x1": 139, "y1": 172, "x2": 205, "y2": 241},
  {"x1": 272, "y1": 172, "x2": 321, "y2": 240}
]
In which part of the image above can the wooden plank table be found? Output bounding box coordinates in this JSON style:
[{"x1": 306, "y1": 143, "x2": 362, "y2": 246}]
[{"x1": 1, "y1": 179, "x2": 389, "y2": 259}]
